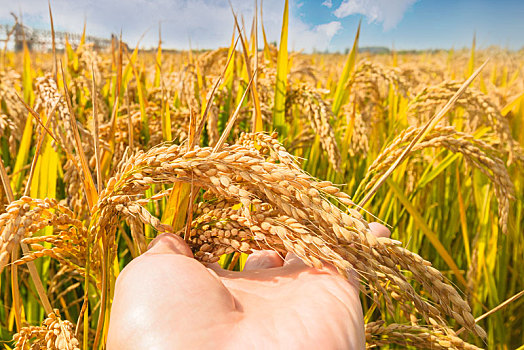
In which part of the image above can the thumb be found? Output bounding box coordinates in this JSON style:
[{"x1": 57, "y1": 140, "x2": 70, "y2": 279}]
[
  {"x1": 368, "y1": 222, "x2": 391, "y2": 238},
  {"x1": 146, "y1": 233, "x2": 194, "y2": 258},
  {"x1": 243, "y1": 250, "x2": 284, "y2": 270}
]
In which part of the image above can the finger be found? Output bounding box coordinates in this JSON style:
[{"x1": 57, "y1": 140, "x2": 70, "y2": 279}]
[
  {"x1": 243, "y1": 250, "x2": 284, "y2": 270},
  {"x1": 369, "y1": 222, "x2": 391, "y2": 238},
  {"x1": 284, "y1": 252, "x2": 308, "y2": 267},
  {"x1": 283, "y1": 252, "x2": 360, "y2": 291},
  {"x1": 146, "y1": 233, "x2": 193, "y2": 258},
  {"x1": 205, "y1": 262, "x2": 222, "y2": 271},
  {"x1": 284, "y1": 252, "x2": 334, "y2": 273},
  {"x1": 205, "y1": 262, "x2": 226, "y2": 276}
]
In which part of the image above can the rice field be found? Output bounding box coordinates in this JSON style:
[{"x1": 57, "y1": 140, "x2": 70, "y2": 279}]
[{"x1": 0, "y1": 3, "x2": 523, "y2": 349}]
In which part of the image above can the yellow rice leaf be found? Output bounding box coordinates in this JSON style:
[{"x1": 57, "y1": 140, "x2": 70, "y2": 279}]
[
  {"x1": 501, "y1": 91, "x2": 524, "y2": 116},
  {"x1": 332, "y1": 20, "x2": 360, "y2": 116},
  {"x1": 273, "y1": 0, "x2": 289, "y2": 133},
  {"x1": 220, "y1": 29, "x2": 237, "y2": 91},
  {"x1": 22, "y1": 43, "x2": 33, "y2": 104},
  {"x1": 64, "y1": 36, "x2": 78, "y2": 73},
  {"x1": 154, "y1": 32, "x2": 162, "y2": 88},
  {"x1": 121, "y1": 45, "x2": 139, "y2": 101},
  {"x1": 162, "y1": 95, "x2": 172, "y2": 141},
  {"x1": 80, "y1": 21, "x2": 86, "y2": 48},
  {"x1": 10, "y1": 114, "x2": 33, "y2": 193},
  {"x1": 501, "y1": 66, "x2": 508, "y2": 88},
  {"x1": 195, "y1": 61, "x2": 204, "y2": 105},
  {"x1": 239, "y1": 252, "x2": 248, "y2": 270},
  {"x1": 44, "y1": 138, "x2": 59, "y2": 194},
  {"x1": 161, "y1": 182, "x2": 192, "y2": 232},
  {"x1": 456, "y1": 167, "x2": 471, "y2": 266},
  {"x1": 29, "y1": 146, "x2": 41, "y2": 200},
  {"x1": 466, "y1": 33, "x2": 475, "y2": 77}
]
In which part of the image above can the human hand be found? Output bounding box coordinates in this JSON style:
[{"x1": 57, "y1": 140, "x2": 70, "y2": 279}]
[{"x1": 106, "y1": 222, "x2": 390, "y2": 349}]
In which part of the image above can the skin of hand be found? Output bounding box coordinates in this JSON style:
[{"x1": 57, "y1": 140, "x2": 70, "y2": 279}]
[{"x1": 106, "y1": 222, "x2": 390, "y2": 350}]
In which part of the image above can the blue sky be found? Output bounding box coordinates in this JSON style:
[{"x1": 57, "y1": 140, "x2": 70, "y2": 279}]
[
  {"x1": 1, "y1": 0, "x2": 523, "y2": 51},
  {"x1": 306, "y1": 0, "x2": 524, "y2": 51}
]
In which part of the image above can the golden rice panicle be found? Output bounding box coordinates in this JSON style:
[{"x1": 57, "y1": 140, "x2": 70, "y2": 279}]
[
  {"x1": 4, "y1": 44, "x2": 520, "y2": 348},
  {"x1": 349, "y1": 60, "x2": 408, "y2": 96},
  {"x1": 82, "y1": 133, "x2": 483, "y2": 339},
  {"x1": 34, "y1": 75, "x2": 81, "y2": 155},
  {"x1": 408, "y1": 80, "x2": 524, "y2": 164},
  {"x1": 0, "y1": 69, "x2": 25, "y2": 154},
  {"x1": 360, "y1": 124, "x2": 514, "y2": 234},
  {"x1": 344, "y1": 60, "x2": 408, "y2": 156},
  {"x1": 365, "y1": 321, "x2": 482, "y2": 350},
  {"x1": 0, "y1": 196, "x2": 84, "y2": 274},
  {"x1": 17, "y1": 220, "x2": 89, "y2": 274},
  {"x1": 236, "y1": 132, "x2": 303, "y2": 171},
  {"x1": 197, "y1": 47, "x2": 230, "y2": 76},
  {"x1": 13, "y1": 309, "x2": 80, "y2": 350},
  {"x1": 287, "y1": 83, "x2": 341, "y2": 170}
]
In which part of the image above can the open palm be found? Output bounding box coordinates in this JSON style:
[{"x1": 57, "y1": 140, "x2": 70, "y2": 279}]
[{"x1": 107, "y1": 223, "x2": 390, "y2": 349}]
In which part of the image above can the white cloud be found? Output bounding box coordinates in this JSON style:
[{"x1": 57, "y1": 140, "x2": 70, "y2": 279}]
[
  {"x1": 316, "y1": 21, "x2": 342, "y2": 39},
  {"x1": 322, "y1": 0, "x2": 333, "y2": 8},
  {"x1": 289, "y1": 21, "x2": 342, "y2": 52},
  {"x1": 0, "y1": 0, "x2": 341, "y2": 52},
  {"x1": 334, "y1": 0, "x2": 417, "y2": 30}
]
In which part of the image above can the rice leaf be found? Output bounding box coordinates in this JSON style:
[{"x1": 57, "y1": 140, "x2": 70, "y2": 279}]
[
  {"x1": 273, "y1": 0, "x2": 288, "y2": 134},
  {"x1": 154, "y1": 25, "x2": 162, "y2": 88},
  {"x1": 332, "y1": 20, "x2": 360, "y2": 116},
  {"x1": 10, "y1": 114, "x2": 33, "y2": 193},
  {"x1": 467, "y1": 33, "x2": 476, "y2": 77}
]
